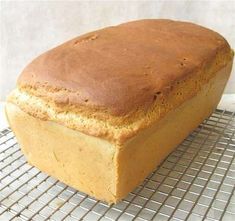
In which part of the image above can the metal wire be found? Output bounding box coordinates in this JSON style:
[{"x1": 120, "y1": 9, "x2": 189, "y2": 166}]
[{"x1": 0, "y1": 109, "x2": 234, "y2": 221}]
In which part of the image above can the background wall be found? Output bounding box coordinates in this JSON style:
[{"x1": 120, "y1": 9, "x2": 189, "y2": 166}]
[{"x1": 1, "y1": 0, "x2": 234, "y2": 100}]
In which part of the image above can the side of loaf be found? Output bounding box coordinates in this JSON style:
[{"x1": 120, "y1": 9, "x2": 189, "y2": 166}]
[{"x1": 6, "y1": 19, "x2": 234, "y2": 203}]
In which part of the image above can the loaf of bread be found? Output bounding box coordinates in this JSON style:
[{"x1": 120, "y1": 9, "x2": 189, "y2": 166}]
[{"x1": 6, "y1": 19, "x2": 233, "y2": 203}]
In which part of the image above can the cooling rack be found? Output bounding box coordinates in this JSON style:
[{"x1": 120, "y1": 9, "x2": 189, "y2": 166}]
[{"x1": 0, "y1": 109, "x2": 234, "y2": 221}]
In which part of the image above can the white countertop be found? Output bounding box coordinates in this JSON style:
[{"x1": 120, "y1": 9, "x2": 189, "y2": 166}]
[
  {"x1": 0, "y1": 102, "x2": 8, "y2": 130},
  {"x1": 1, "y1": 94, "x2": 235, "y2": 131}
]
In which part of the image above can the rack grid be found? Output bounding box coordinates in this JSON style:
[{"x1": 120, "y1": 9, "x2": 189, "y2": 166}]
[{"x1": 0, "y1": 109, "x2": 234, "y2": 221}]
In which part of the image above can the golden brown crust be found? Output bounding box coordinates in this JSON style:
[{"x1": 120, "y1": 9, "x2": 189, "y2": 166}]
[
  {"x1": 17, "y1": 19, "x2": 232, "y2": 116},
  {"x1": 8, "y1": 60, "x2": 234, "y2": 144},
  {"x1": 8, "y1": 19, "x2": 234, "y2": 144}
]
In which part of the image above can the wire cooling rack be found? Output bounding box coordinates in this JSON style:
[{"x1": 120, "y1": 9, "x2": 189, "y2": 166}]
[{"x1": 0, "y1": 109, "x2": 234, "y2": 221}]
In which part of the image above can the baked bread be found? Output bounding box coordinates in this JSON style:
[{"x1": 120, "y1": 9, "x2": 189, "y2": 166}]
[{"x1": 6, "y1": 19, "x2": 234, "y2": 203}]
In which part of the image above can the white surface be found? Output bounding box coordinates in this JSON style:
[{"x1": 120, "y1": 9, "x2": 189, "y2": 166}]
[
  {"x1": 1, "y1": 94, "x2": 235, "y2": 131},
  {"x1": 217, "y1": 94, "x2": 235, "y2": 112},
  {"x1": 0, "y1": 102, "x2": 8, "y2": 130},
  {"x1": 0, "y1": 0, "x2": 235, "y2": 101}
]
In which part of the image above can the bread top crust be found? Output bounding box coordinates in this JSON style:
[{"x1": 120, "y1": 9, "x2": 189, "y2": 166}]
[{"x1": 17, "y1": 19, "x2": 232, "y2": 116}]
